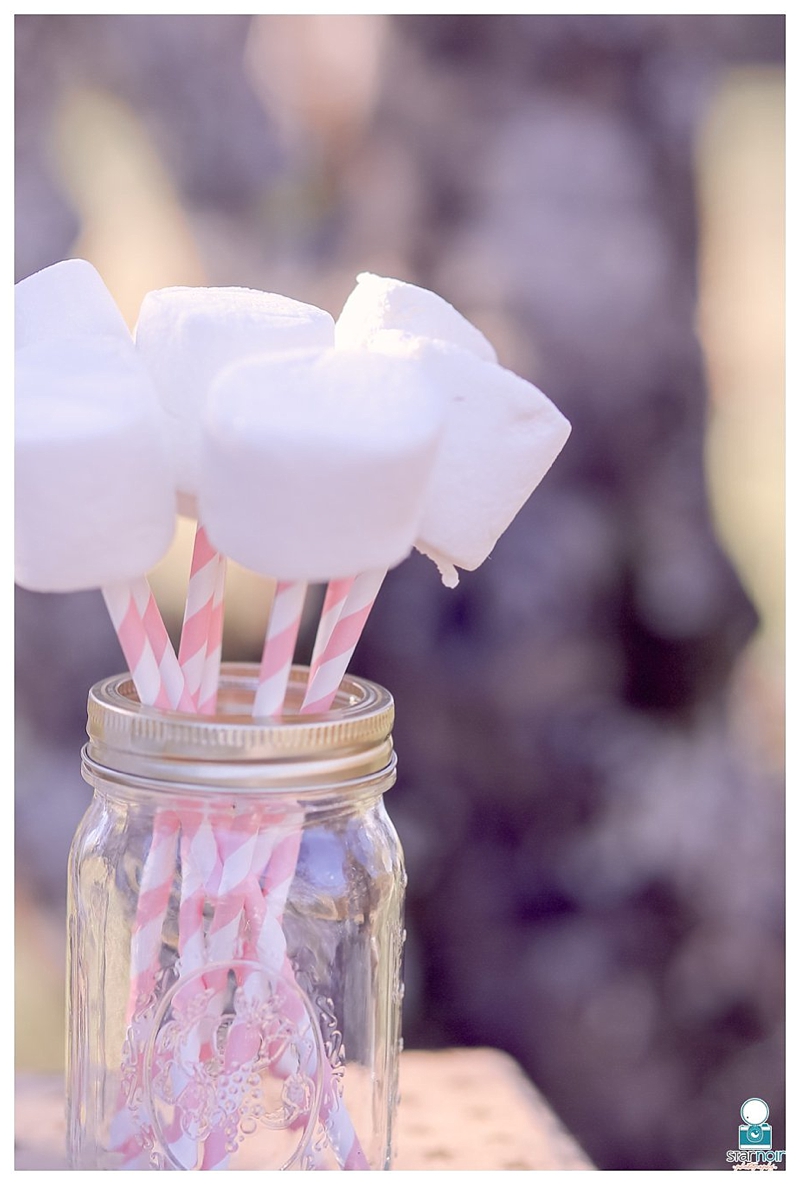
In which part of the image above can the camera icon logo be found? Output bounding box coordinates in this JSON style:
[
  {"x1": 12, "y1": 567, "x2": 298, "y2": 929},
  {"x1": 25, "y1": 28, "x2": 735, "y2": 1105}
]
[{"x1": 738, "y1": 1098, "x2": 772, "y2": 1151}]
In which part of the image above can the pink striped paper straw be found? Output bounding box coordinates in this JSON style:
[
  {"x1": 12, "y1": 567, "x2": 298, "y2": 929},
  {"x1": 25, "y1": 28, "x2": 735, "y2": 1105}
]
[
  {"x1": 202, "y1": 818, "x2": 367, "y2": 1171},
  {"x1": 177, "y1": 806, "x2": 220, "y2": 978},
  {"x1": 252, "y1": 580, "x2": 307, "y2": 718},
  {"x1": 114, "y1": 803, "x2": 223, "y2": 1171},
  {"x1": 198, "y1": 815, "x2": 283, "y2": 1171},
  {"x1": 132, "y1": 576, "x2": 196, "y2": 713},
  {"x1": 196, "y1": 814, "x2": 347, "y2": 1170},
  {"x1": 109, "y1": 808, "x2": 181, "y2": 1166},
  {"x1": 103, "y1": 577, "x2": 194, "y2": 712},
  {"x1": 301, "y1": 567, "x2": 386, "y2": 715},
  {"x1": 103, "y1": 578, "x2": 195, "y2": 1162},
  {"x1": 205, "y1": 810, "x2": 263, "y2": 967},
  {"x1": 240, "y1": 830, "x2": 369, "y2": 1171},
  {"x1": 252, "y1": 829, "x2": 359, "y2": 1170},
  {"x1": 194, "y1": 806, "x2": 325, "y2": 1168},
  {"x1": 308, "y1": 577, "x2": 354, "y2": 681},
  {"x1": 110, "y1": 574, "x2": 195, "y2": 713},
  {"x1": 196, "y1": 555, "x2": 227, "y2": 716},
  {"x1": 126, "y1": 809, "x2": 182, "y2": 1021},
  {"x1": 102, "y1": 581, "x2": 173, "y2": 710},
  {"x1": 177, "y1": 526, "x2": 219, "y2": 710},
  {"x1": 155, "y1": 803, "x2": 226, "y2": 1170}
]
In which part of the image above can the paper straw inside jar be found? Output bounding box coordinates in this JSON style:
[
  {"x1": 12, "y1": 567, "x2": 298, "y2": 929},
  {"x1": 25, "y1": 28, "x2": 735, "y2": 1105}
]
[
  {"x1": 202, "y1": 827, "x2": 370, "y2": 1171},
  {"x1": 104, "y1": 575, "x2": 205, "y2": 1163},
  {"x1": 253, "y1": 571, "x2": 385, "y2": 1162}
]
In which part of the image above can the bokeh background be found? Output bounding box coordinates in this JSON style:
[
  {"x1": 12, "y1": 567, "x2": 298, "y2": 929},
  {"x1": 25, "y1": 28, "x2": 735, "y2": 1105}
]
[{"x1": 15, "y1": 15, "x2": 784, "y2": 1171}]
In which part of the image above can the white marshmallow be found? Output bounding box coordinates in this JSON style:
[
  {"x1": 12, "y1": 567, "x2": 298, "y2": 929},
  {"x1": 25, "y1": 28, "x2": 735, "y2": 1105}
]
[
  {"x1": 15, "y1": 259, "x2": 132, "y2": 350},
  {"x1": 15, "y1": 338, "x2": 176, "y2": 592},
  {"x1": 199, "y1": 348, "x2": 446, "y2": 582},
  {"x1": 135, "y1": 286, "x2": 335, "y2": 508},
  {"x1": 367, "y1": 332, "x2": 571, "y2": 587},
  {"x1": 335, "y1": 272, "x2": 497, "y2": 364}
]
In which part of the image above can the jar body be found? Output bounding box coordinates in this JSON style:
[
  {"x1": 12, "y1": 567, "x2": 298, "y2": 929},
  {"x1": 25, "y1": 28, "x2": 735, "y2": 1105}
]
[{"x1": 66, "y1": 671, "x2": 405, "y2": 1171}]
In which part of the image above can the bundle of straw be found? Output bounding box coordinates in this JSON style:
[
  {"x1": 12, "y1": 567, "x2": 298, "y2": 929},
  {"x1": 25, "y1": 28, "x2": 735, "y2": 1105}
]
[{"x1": 106, "y1": 532, "x2": 379, "y2": 1170}]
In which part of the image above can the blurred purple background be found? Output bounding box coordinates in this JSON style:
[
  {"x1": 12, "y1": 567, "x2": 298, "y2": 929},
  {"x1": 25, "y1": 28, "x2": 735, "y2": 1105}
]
[{"x1": 15, "y1": 15, "x2": 784, "y2": 1171}]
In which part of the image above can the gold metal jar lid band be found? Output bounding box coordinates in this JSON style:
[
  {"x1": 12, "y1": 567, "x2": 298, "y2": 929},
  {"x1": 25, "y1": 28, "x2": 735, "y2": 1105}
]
[
  {"x1": 85, "y1": 664, "x2": 396, "y2": 791},
  {"x1": 82, "y1": 744, "x2": 398, "y2": 798}
]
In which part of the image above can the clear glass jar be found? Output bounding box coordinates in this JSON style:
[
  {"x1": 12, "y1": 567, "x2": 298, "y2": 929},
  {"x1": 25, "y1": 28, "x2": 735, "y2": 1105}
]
[{"x1": 67, "y1": 664, "x2": 405, "y2": 1171}]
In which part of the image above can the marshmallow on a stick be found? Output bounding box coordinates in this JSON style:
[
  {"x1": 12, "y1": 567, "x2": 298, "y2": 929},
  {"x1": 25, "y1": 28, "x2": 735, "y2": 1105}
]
[
  {"x1": 15, "y1": 337, "x2": 176, "y2": 592},
  {"x1": 15, "y1": 258, "x2": 132, "y2": 349},
  {"x1": 199, "y1": 348, "x2": 445, "y2": 582},
  {"x1": 335, "y1": 272, "x2": 497, "y2": 364},
  {"x1": 135, "y1": 286, "x2": 335, "y2": 510},
  {"x1": 367, "y1": 332, "x2": 571, "y2": 587}
]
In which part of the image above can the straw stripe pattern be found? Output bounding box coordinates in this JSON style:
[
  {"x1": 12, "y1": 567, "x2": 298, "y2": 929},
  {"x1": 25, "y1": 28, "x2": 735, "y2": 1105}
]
[
  {"x1": 242, "y1": 825, "x2": 370, "y2": 1170},
  {"x1": 205, "y1": 813, "x2": 261, "y2": 968},
  {"x1": 178, "y1": 807, "x2": 219, "y2": 977},
  {"x1": 308, "y1": 577, "x2": 354, "y2": 680},
  {"x1": 101, "y1": 553, "x2": 385, "y2": 1166},
  {"x1": 198, "y1": 819, "x2": 281, "y2": 1171},
  {"x1": 102, "y1": 581, "x2": 171, "y2": 709},
  {"x1": 301, "y1": 568, "x2": 386, "y2": 715},
  {"x1": 157, "y1": 806, "x2": 223, "y2": 1170},
  {"x1": 197, "y1": 556, "x2": 227, "y2": 716},
  {"x1": 102, "y1": 580, "x2": 194, "y2": 1163},
  {"x1": 131, "y1": 576, "x2": 195, "y2": 711},
  {"x1": 252, "y1": 580, "x2": 307, "y2": 718},
  {"x1": 178, "y1": 526, "x2": 219, "y2": 708},
  {"x1": 126, "y1": 810, "x2": 181, "y2": 1020}
]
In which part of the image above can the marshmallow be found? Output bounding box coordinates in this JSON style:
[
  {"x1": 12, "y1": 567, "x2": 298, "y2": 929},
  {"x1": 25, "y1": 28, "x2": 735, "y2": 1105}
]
[
  {"x1": 135, "y1": 286, "x2": 335, "y2": 507},
  {"x1": 335, "y1": 272, "x2": 497, "y2": 364},
  {"x1": 15, "y1": 259, "x2": 132, "y2": 350},
  {"x1": 199, "y1": 348, "x2": 445, "y2": 582},
  {"x1": 15, "y1": 337, "x2": 176, "y2": 592},
  {"x1": 367, "y1": 332, "x2": 571, "y2": 587}
]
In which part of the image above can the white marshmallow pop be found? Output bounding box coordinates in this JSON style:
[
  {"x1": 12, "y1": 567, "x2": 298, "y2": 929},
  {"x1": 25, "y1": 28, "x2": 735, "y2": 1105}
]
[
  {"x1": 15, "y1": 258, "x2": 132, "y2": 350},
  {"x1": 135, "y1": 286, "x2": 335, "y2": 511},
  {"x1": 199, "y1": 348, "x2": 446, "y2": 583},
  {"x1": 366, "y1": 332, "x2": 572, "y2": 587},
  {"x1": 335, "y1": 272, "x2": 497, "y2": 364},
  {"x1": 15, "y1": 337, "x2": 176, "y2": 593}
]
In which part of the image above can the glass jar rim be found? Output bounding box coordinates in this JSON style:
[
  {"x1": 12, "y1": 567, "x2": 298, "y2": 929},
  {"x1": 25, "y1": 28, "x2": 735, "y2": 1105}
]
[{"x1": 83, "y1": 663, "x2": 395, "y2": 794}]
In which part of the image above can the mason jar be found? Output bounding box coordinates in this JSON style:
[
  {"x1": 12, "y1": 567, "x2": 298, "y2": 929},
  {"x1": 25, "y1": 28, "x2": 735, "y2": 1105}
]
[{"x1": 67, "y1": 664, "x2": 405, "y2": 1171}]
